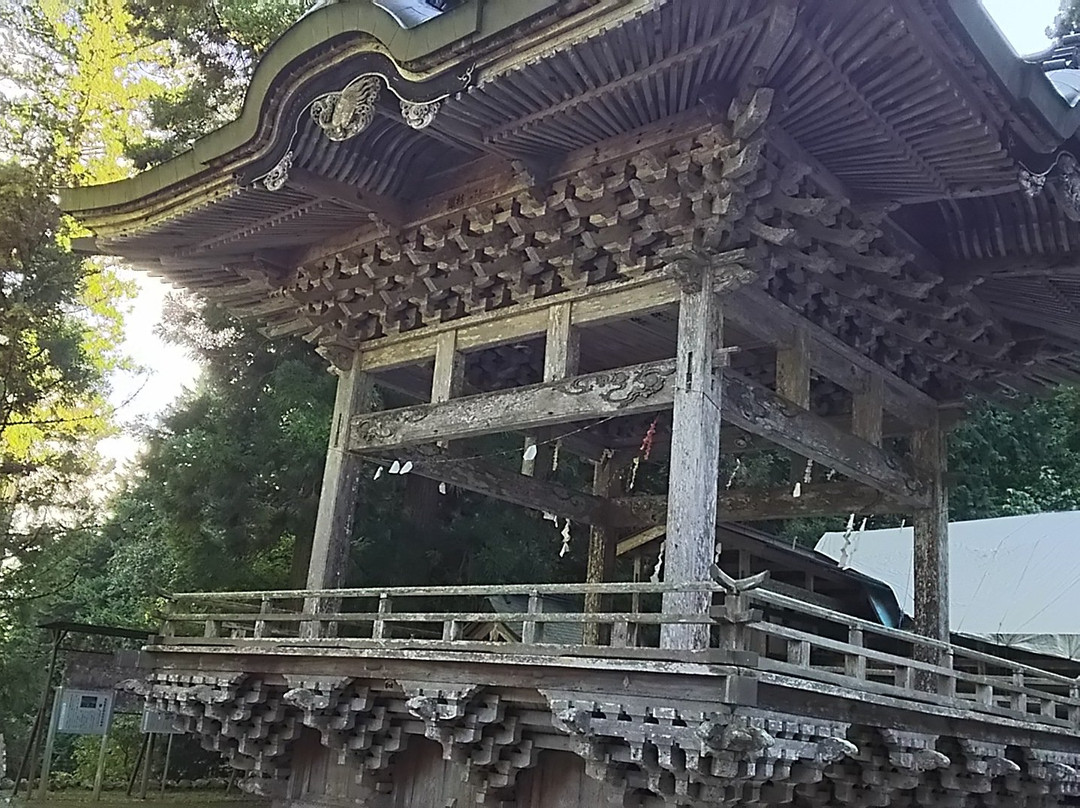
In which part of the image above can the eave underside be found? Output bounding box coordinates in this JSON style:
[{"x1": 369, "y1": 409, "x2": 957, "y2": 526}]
[{"x1": 67, "y1": 0, "x2": 1080, "y2": 401}]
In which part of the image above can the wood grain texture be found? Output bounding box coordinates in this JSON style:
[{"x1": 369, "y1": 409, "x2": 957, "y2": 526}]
[
  {"x1": 307, "y1": 355, "x2": 372, "y2": 591},
  {"x1": 913, "y1": 412, "x2": 949, "y2": 643},
  {"x1": 662, "y1": 267, "x2": 724, "y2": 651},
  {"x1": 350, "y1": 360, "x2": 677, "y2": 451}
]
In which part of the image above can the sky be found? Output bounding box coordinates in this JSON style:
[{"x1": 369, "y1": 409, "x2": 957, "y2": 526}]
[
  {"x1": 983, "y1": 0, "x2": 1058, "y2": 54},
  {"x1": 96, "y1": 0, "x2": 1063, "y2": 469}
]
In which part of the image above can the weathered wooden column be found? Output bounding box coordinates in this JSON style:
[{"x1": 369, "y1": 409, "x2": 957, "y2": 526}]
[
  {"x1": 661, "y1": 262, "x2": 724, "y2": 650},
  {"x1": 913, "y1": 411, "x2": 949, "y2": 642},
  {"x1": 583, "y1": 451, "x2": 618, "y2": 645},
  {"x1": 306, "y1": 353, "x2": 372, "y2": 591}
]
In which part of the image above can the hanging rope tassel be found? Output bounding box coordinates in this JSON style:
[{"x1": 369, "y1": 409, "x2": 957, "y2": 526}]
[{"x1": 650, "y1": 541, "x2": 666, "y2": 583}]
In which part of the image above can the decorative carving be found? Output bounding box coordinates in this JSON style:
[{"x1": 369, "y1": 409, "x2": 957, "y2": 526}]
[
  {"x1": 400, "y1": 99, "x2": 440, "y2": 129},
  {"x1": 351, "y1": 407, "x2": 431, "y2": 446},
  {"x1": 136, "y1": 673, "x2": 299, "y2": 777},
  {"x1": 1019, "y1": 167, "x2": 1047, "y2": 197},
  {"x1": 881, "y1": 730, "x2": 950, "y2": 773},
  {"x1": 556, "y1": 364, "x2": 676, "y2": 407},
  {"x1": 311, "y1": 76, "x2": 382, "y2": 141},
  {"x1": 545, "y1": 693, "x2": 859, "y2": 805},
  {"x1": 399, "y1": 682, "x2": 499, "y2": 758},
  {"x1": 262, "y1": 150, "x2": 293, "y2": 191}
]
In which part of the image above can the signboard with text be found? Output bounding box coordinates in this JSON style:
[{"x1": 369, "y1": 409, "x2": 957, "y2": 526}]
[{"x1": 56, "y1": 689, "x2": 113, "y2": 736}]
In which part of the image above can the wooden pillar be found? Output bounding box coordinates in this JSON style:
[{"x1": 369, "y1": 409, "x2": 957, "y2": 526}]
[
  {"x1": 913, "y1": 412, "x2": 949, "y2": 642},
  {"x1": 306, "y1": 353, "x2": 372, "y2": 591},
  {"x1": 523, "y1": 303, "x2": 579, "y2": 476},
  {"x1": 777, "y1": 328, "x2": 811, "y2": 482},
  {"x1": 661, "y1": 265, "x2": 724, "y2": 650},
  {"x1": 852, "y1": 376, "x2": 884, "y2": 447},
  {"x1": 583, "y1": 452, "x2": 618, "y2": 645}
]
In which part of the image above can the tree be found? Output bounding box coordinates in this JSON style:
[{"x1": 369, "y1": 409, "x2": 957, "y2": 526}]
[
  {"x1": 123, "y1": 0, "x2": 307, "y2": 167},
  {"x1": 1054, "y1": 1, "x2": 1080, "y2": 37}
]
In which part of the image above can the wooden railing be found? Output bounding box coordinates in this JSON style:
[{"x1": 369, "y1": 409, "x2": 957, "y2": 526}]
[{"x1": 158, "y1": 581, "x2": 1080, "y2": 729}]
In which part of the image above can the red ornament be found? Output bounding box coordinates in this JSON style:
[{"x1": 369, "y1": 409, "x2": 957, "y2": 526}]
[{"x1": 639, "y1": 417, "x2": 658, "y2": 460}]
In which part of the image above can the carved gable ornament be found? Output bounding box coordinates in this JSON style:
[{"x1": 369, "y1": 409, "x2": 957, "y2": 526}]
[
  {"x1": 1020, "y1": 152, "x2": 1080, "y2": 222},
  {"x1": 252, "y1": 57, "x2": 474, "y2": 191}
]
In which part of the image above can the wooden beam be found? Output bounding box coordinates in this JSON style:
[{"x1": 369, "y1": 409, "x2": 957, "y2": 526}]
[
  {"x1": 431, "y1": 331, "x2": 464, "y2": 404},
  {"x1": 722, "y1": 372, "x2": 926, "y2": 505},
  {"x1": 776, "y1": 328, "x2": 811, "y2": 408},
  {"x1": 365, "y1": 448, "x2": 610, "y2": 526},
  {"x1": 307, "y1": 355, "x2": 372, "y2": 591},
  {"x1": 543, "y1": 302, "x2": 580, "y2": 382},
  {"x1": 431, "y1": 331, "x2": 464, "y2": 452},
  {"x1": 357, "y1": 251, "x2": 749, "y2": 372},
  {"x1": 913, "y1": 412, "x2": 949, "y2": 644},
  {"x1": 352, "y1": 360, "x2": 924, "y2": 502},
  {"x1": 615, "y1": 525, "x2": 668, "y2": 557},
  {"x1": 776, "y1": 326, "x2": 811, "y2": 482},
  {"x1": 729, "y1": 286, "x2": 936, "y2": 427},
  {"x1": 852, "y1": 375, "x2": 884, "y2": 447},
  {"x1": 609, "y1": 482, "x2": 920, "y2": 532},
  {"x1": 289, "y1": 168, "x2": 408, "y2": 229},
  {"x1": 662, "y1": 266, "x2": 724, "y2": 650},
  {"x1": 350, "y1": 359, "x2": 677, "y2": 452},
  {"x1": 524, "y1": 303, "x2": 580, "y2": 477}
]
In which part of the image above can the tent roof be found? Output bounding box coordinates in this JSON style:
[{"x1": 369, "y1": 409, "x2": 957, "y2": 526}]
[{"x1": 816, "y1": 511, "x2": 1080, "y2": 636}]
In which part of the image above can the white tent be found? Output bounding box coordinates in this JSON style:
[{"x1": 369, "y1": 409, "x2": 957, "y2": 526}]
[{"x1": 816, "y1": 511, "x2": 1080, "y2": 660}]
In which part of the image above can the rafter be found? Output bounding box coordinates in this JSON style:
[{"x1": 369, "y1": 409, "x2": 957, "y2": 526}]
[{"x1": 288, "y1": 169, "x2": 408, "y2": 229}]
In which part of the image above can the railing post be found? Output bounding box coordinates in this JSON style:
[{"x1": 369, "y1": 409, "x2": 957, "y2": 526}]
[
  {"x1": 372, "y1": 593, "x2": 391, "y2": 640},
  {"x1": 1069, "y1": 684, "x2": 1080, "y2": 726},
  {"x1": 1011, "y1": 672, "x2": 1028, "y2": 714},
  {"x1": 301, "y1": 594, "x2": 323, "y2": 640},
  {"x1": 442, "y1": 619, "x2": 461, "y2": 642},
  {"x1": 254, "y1": 597, "x2": 271, "y2": 639},
  {"x1": 937, "y1": 648, "x2": 956, "y2": 698},
  {"x1": 522, "y1": 591, "x2": 541, "y2": 645},
  {"x1": 787, "y1": 639, "x2": 811, "y2": 667},
  {"x1": 204, "y1": 619, "x2": 219, "y2": 639},
  {"x1": 845, "y1": 627, "x2": 867, "y2": 681},
  {"x1": 713, "y1": 591, "x2": 756, "y2": 653}
]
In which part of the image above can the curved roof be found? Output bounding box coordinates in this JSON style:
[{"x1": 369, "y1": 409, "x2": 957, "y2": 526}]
[{"x1": 59, "y1": 0, "x2": 1080, "y2": 400}]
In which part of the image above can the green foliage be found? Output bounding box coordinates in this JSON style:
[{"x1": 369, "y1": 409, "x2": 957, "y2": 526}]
[
  {"x1": 123, "y1": 0, "x2": 306, "y2": 167},
  {"x1": 1054, "y1": 0, "x2": 1080, "y2": 37},
  {"x1": 950, "y1": 389, "x2": 1080, "y2": 518},
  {"x1": 72, "y1": 715, "x2": 141, "y2": 787}
]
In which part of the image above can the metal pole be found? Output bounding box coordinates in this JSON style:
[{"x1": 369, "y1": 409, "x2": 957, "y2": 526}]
[
  {"x1": 127, "y1": 734, "x2": 150, "y2": 797},
  {"x1": 14, "y1": 629, "x2": 63, "y2": 797},
  {"x1": 36, "y1": 686, "x2": 63, "y2": 799},
  {"x1": 138, "y1": 733, "x2": 155, "y2": 800},
  {"x1": 159, "y1": 734, "x2": 174, "y2": 794},
  {"x1": 91, "y1": 725, "x2": 110, "y2": 801}
]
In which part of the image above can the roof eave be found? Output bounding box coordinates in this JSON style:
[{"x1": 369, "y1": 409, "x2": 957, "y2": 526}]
[
  {"x1": 946, "y1": 0, "x2": 1080, "y2": 153},
  {"x1": 59, "y1": 0, "x2": 555, "y2": 221}
]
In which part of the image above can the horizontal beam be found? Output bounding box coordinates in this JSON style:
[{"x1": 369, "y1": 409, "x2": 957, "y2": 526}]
[
  {"x1": 609, "y1": 481, "x2": 921, "y2": 532},
  {"x1": 363, "y1": 448, "x2": 615, "y2": 526},
  {"x1": 358, "y1": 250, "x2": 751, "y2": 371},
  {"x1": 723, "y1": 373, "x2": 926, "y2": 505},
  {"x1": 353, "y1": 361, "x2": 924, "y2": 503},
  {"x1": 351, "y1": 359, "x2": 677, "y2": 451},
  {"x1": 728, "y1": 287, "x2": 936, "y2": 427}
]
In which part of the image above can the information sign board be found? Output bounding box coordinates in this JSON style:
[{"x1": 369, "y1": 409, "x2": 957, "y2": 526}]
[{"x1": 56, "y1": 689, "x2": 113, "y2": 736}]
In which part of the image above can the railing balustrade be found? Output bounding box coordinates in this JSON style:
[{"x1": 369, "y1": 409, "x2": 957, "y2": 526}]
[{"x1": 156, "y1": 581, "x2": 1080, "y2": 729}]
